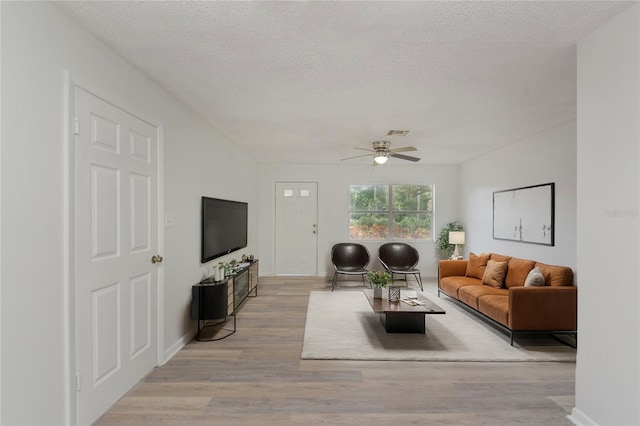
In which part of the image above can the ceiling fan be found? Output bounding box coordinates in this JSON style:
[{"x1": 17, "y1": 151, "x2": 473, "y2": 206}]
[{"x1": 341, "y1": 140, "x2": 420, "y2": 165}]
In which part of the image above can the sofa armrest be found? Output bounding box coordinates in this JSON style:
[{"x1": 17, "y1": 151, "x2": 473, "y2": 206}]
[
  {"x1": 438, "y1": 260, "x2": 468, "y2": 279},
  {"x1": 508, "y1": 286, "x2": 577, "y2": 331}
]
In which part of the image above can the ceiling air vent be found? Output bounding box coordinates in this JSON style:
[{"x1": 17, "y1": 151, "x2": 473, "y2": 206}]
[{"x1": 387, "y1": 130, "x2": 410, "y2": 136}]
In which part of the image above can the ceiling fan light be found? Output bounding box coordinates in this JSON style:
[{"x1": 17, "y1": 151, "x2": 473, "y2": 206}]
[{"x1": 374, "y1": 154, "x2": 389, "y2": 165}]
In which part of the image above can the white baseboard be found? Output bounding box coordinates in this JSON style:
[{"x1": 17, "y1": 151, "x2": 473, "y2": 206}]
[
  {"x1": 162, "y1": 328, "x2": 196, "y2": 365},
  {"x1": 568, "y1": 407, "x2": 599, "y2": 426}
]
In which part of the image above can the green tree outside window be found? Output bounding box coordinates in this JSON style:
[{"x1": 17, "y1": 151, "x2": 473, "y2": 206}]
[{"x1": 349, "y1": 184, "x2": 433, "y2": 240}]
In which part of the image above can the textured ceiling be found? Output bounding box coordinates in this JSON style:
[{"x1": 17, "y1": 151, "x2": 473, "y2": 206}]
[{"x1": 54, "y1": 1, "x2": 634, "y2": 165}]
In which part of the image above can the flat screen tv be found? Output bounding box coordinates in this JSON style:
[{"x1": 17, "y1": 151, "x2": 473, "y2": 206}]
[{"x1": 201, "y1": 196, "x2": 248, "y2": 263}]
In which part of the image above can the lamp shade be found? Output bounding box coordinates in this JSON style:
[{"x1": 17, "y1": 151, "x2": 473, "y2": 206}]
[{"x1": 449, "y1": 231, "x2": 465, "y2": 245}]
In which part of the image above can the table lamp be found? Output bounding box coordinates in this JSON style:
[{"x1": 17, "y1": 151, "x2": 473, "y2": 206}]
[{"x1": 449, "y1": 231, "x2": 465, "y2": 260}]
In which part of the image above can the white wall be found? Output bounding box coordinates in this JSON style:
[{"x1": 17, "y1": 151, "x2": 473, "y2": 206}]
[
  {"x1": 460, "y1": 120, "x2": 577, "y2": 271},
  {"x1": 162, "y1": 107, "x2": 259, "y2": 360},
  {"x1": 1, "y1": 2, "x2": 257, "y2": 424},
  {"x1": 258, "y1": 163, "x2": 460, "y2": 279},
  {"x1": 573, "y1": 5, "x2": 639, "y2": 426}
]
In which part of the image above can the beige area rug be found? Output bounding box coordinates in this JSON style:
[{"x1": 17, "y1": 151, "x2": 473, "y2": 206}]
[{"x1": 301, "y1": 290, "x2": 576, "y2": 362}]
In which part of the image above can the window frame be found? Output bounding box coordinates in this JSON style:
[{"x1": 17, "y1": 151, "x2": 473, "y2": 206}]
[{"x1": 348, "y1": 184, "x2": 434, "y2": 241}]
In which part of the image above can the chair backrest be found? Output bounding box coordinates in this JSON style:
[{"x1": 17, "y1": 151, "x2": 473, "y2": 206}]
[
  {"x1": 331, "y1": 243, "x2": 370, "y2": 270},
  {"x1": 378, "y1": 242, "x2": 419, "y2": 270}
]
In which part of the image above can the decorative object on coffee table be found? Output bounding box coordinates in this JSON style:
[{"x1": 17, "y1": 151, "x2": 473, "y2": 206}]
[
  {"x1": 367, "y1": 270, "x2": 390, "y2": 299},
  {"x1": 373, "y1": 286, "x2": 383, "y2": 299},
  {"x1": 388, "y1": 286, "x2": 400, "y2": 302}
]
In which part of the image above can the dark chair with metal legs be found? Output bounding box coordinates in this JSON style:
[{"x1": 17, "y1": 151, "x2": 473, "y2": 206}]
[
  {"x1": 331, "y1": 243, "x2": 371, "y2": 291},
  {"x1": 378, "y1": 242, "x2": 423, "y2": 291}
]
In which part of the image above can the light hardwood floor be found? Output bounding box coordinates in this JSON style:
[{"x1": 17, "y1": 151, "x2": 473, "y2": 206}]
[{"x1": 96, "y1": 278, "x2": 575, "y2": 425}]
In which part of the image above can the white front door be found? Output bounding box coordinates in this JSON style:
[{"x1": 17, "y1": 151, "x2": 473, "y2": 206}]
[
  {"x1": 74, "y1": 87, "x2": 160, "y2": 425},
  {"x1": 275, "y1": 182, "x2": 318, "y2": 275}
]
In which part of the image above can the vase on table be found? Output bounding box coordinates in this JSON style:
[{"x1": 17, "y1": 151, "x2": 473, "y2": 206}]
[
  {"x1": 367, "y1": 270, "x2": 391, "y2": 299},
  {"x1": 373, "y1": 286, "x2": 383, "y2": 299},
  {"x1": 215, "y1": 267, "x2": 224, "y2": 281},
  {"x1": 388, "y1": 286, "x2": 400, "y2": 302}
]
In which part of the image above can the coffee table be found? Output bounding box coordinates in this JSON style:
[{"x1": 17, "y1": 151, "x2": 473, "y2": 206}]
[{"x1": 363, "y1": 289, "x2": 445, "y2": 333}]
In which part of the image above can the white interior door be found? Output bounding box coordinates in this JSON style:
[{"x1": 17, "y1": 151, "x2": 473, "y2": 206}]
[
  {"x1": 74, "y1": 87, "x2": 160, "y2": 425},
  {"x1": 275, "y1": 182, "x2": 318, "y2": 275}
]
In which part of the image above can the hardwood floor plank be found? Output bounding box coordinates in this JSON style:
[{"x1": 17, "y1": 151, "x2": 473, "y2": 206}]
[{"x1": 95, "y1": 278, "x2": 575, "y2": 426}]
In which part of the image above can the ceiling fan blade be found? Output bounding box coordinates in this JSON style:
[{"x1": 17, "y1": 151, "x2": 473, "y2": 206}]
[
  {"x1": 354, "y1": 147, "x2": 375, "y2": 152},
  {"x1": 340, "y1": 153, "x2": 374, "y2": 161},
  {"x1": 390, "y1": 153, "x2": 421, "y2": 162},
  {"x1": 390, "y1": 146, "x2": 417, "y2": 153}
]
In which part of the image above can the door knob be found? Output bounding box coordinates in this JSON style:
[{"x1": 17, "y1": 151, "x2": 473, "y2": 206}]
[{"x1": 151, "y1": 255, "x2": 164, "y2": 264}]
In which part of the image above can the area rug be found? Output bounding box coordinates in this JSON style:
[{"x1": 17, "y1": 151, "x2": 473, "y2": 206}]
[{"x1": 301, "y1": 291, "x2": 576, "y2": 362}]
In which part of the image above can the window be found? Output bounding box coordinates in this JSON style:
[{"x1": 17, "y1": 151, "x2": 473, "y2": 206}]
[{"x1": 349, "y1": 184, "x2": 433, "y2": 240}]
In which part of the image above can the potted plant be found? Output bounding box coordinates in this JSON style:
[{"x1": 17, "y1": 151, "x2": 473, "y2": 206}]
[
  {"x1": 215, "y1": 263, "x2": 226, "y2": 281},
  {"x1": 435, "y1": 221, "x2": 464, "y2": 260},
  {"x1": 218, "y1": 259, "x2": 239, "y2": 277},
  {"x1": 367, "y1": 270, "x2": 391, "y2": 299}
]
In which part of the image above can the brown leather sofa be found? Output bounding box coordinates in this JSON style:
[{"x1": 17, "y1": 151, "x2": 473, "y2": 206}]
[{"x1": 438, "y1": 253, "x2": 577, "y2": 345}]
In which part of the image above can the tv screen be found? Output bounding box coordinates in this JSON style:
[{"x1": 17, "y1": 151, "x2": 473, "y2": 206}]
[{"x1": 201, "y1": 197, "x2": 248, "y2": 263}]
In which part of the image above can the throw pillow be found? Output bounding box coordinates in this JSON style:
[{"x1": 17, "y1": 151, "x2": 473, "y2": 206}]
[
  {"x1": 535, "y1": 262, "x2": 574, "y2": 286},
  {"x1": 465, "y1": 252, "x2": 490, "y2": 279},
  {"x1": 490, "y1": 253, "x2": 512, "y2": 263},
  {"x1": 482, "y1": 259, "x2": 508, "y2": 288},
  {"x1": 524, "y1": 266, "x2": 546, "y2": 287},
  {"x1": 504, "y1": 258, "x2": 535, "y2": 288}
]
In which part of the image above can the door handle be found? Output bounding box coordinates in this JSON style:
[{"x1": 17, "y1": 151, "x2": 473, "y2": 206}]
[{"x1": 151, "y1": 255, "x2": 164, "y2": 264}]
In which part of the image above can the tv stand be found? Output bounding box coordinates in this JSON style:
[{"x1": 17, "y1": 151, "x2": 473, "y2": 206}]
[{"x1": 191, "y1": 260, "x2": 258, "y2": 341}]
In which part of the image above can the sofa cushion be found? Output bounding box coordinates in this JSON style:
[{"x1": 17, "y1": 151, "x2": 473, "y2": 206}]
[
  {"x1": 478, "y1": 295, "x2": 509, "y2": 327},
  {"x1": 482, "y1": 259, "x2": 508, "y2": 288},
  {"x1": 535, "y1": 262, "x2": 574, "y2": 286},
  {"x1": 458, "y1": 285, "x2": 508, "y2": 309},
  {"x1": 465, "y1": 252, "x2": 490, "y2": 279},
  {"x1": 505, "y1": 258, "x2": 535, "y2": 288},
  {"x1": 440, "y1": 276, "x2": 482, "y2": 299},
  {"x1": 490, "y1": 253, "x2": 512, "y2": 263},
  {"x1": 524, "y1": 267, "x2": 545, "y2": 287}
]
